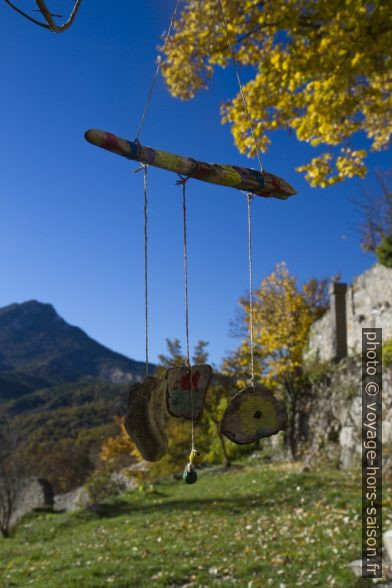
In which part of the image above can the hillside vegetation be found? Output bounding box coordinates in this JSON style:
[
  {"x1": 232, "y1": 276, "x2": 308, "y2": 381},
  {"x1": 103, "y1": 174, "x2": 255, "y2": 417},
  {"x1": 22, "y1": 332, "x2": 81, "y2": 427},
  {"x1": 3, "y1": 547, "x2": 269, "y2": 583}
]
[{"x1": 0, "y1": 380, "x2": 130, "y2": 493}]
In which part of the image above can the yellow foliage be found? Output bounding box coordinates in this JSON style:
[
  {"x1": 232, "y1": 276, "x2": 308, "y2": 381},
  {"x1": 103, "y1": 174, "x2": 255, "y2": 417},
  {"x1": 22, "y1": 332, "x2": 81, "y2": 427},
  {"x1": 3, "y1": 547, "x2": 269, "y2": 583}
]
[
  {"x1": 225, "y1": 263, "x2": 327, "y2": 391},
  {"x1": 100, "y1": 416, "x2": 140, "y2": 465},
  {"x1": 161, "y1": 0, "x2": 392, "y2": 186}
]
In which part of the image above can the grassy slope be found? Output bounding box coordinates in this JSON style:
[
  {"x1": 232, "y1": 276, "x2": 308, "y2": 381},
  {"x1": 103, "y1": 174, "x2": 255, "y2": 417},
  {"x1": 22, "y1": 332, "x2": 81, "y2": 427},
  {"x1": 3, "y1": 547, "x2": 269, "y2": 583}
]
[{"x1": 1, "y1": 461, "x2": 391, "y2": 587}]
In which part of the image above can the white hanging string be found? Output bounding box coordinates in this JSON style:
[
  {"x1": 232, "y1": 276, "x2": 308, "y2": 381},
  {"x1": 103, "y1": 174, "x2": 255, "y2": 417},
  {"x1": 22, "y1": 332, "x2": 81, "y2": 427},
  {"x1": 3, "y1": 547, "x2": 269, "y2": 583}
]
[
  {"x1": 143, "y1": 165, "x2": 149, "y2": 377},
  {"x1": 216, "y1": 0, "x2": 263, "y2": 173},
  {"x1": 177, "y1": 175, "x2": 195, "y2": 450},
  {"x1": 217, "y1": 0, "x2": 259, "y2": 385},
  {"x1": 182, "y1": 182, "x2": 191, "y2": 370},
  {"x1": 134, "y1": 164, "x2": 150, "y2": 377},
  {"x1": 135, "y1": 0, "x2": 181, "y2": 141},
  {"x1": 247, "y1": 194, "x2": 255, "y2": 386},
  {"x1": 133, "y1": 1, "x2": 182, "y2": 376}
]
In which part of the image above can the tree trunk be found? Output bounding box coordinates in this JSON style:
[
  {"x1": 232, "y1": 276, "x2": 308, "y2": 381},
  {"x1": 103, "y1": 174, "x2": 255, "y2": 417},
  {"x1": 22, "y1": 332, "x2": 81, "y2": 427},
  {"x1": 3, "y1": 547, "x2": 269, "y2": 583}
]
[
  {"x1": 211, "y1": 418, "x2": 231, "y2": 468},
  {"x1": 288, "y1": 394, "x2": 298, "y2": 462},
  {"x1": 1, "y1": 527, "x2": 10, "y2": 538},
  {"x1": 218, "y1": 432, "x2": 231, "y2": 469}
]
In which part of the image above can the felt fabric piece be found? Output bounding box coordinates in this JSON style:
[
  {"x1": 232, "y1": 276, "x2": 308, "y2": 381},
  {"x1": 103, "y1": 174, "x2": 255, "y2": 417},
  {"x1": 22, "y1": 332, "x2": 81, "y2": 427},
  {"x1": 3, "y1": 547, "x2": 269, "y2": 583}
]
[
  {"x1": 84, "y1": 129, "x2": 297, "y2": 200},
  {"x1": 166, "y1": 364, "x2": 212, "y2": 420},
  {"x1": 124, "y1": 376, "x2": 168, "y2": 462},
  {"x1": 220, "y1": 385, "x2": 288, "y2": 444}
]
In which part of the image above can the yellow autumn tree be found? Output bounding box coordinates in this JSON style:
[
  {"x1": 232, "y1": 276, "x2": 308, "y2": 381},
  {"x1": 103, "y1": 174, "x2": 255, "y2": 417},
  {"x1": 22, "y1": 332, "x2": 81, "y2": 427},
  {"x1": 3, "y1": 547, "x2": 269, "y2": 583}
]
[
  {"x1": 225, "y1": 262, "x2": 328, "y2": 459},
  {"x1": 100, "y1": 416, "x2": 141, "y2": 467},
  {"x1": 161, "y1": 0, "x2": 392, "y2": 187}
]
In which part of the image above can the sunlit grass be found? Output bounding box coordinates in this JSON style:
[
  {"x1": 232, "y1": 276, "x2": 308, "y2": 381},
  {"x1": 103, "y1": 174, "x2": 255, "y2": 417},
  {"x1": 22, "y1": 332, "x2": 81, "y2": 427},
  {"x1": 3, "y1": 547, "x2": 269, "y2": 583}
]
[{"x1": 1, "y1": 460, "x2": 390, "y2": 587}]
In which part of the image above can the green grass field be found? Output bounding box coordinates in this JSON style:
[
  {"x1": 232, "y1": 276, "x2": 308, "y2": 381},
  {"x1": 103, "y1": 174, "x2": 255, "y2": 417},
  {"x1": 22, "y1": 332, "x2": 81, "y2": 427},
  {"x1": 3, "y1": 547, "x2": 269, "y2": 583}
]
[{"x1": 1, "y1": 460, "x2": 390, "y2": 587}]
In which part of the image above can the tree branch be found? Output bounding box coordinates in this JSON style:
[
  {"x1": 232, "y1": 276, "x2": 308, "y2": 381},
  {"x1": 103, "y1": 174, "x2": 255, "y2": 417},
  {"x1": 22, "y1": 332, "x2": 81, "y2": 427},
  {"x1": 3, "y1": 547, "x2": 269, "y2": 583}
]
[
  {"x1": 3, "y1": 0, "x2": 49, "y2": 28},
  {"x1": 3, "y1": 0, "x2": 83, "y2": 33}
]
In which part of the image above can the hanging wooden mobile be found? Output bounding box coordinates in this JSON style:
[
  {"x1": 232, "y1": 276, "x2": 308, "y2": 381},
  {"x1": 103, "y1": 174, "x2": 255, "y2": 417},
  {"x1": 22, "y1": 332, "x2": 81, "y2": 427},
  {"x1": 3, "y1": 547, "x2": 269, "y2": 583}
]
[{"x1": 85, "y1": 0, "x2": 293, "y2": 480}]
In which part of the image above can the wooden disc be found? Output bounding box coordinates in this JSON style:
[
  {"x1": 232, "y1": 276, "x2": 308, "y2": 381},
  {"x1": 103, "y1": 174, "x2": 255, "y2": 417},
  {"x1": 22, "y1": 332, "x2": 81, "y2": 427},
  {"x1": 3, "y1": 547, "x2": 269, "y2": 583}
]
[
  {"x1": 166, "y1": 364, "x2": 212, "y2": 420},
  {"x1": 124, "y1": 376, "x2": 168, "y2": 462},
  {"x1": 220, "y1": 385, "x2": 288, "y2": 445}
]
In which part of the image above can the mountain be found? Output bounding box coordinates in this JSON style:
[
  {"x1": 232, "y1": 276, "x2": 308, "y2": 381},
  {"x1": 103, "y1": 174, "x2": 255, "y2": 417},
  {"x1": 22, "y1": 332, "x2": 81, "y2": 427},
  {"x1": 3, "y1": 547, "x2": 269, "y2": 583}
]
[
  {"x1": 0, "y1": 300, "x2": 149, "y2": 400},
  {"x1": 0, "y1": 300, "x2": 154, "y2": 492}
]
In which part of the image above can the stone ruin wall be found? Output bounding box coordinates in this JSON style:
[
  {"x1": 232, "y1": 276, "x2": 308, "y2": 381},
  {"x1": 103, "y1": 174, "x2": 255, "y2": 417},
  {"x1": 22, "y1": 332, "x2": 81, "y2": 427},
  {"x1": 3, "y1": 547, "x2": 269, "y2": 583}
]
[
  {"x1": 346, "y1": 263, "x2": 392, "y2": 355},
  {"x1": 302, "y1": 356, "x2": 392, "y2": 470},
  {"x1": 306, "y1": 263, "x2": 392, "y2": 362},
  {"x1": 303, "y1": 263, "x2": 392, "y2": 469}
]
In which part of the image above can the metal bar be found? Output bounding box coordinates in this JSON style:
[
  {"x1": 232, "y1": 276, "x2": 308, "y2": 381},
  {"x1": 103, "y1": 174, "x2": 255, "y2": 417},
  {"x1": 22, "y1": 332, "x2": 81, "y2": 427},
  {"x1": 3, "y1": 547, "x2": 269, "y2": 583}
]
[{"x1": 85, "y1": 129, "x2": 297, "y2": 200}]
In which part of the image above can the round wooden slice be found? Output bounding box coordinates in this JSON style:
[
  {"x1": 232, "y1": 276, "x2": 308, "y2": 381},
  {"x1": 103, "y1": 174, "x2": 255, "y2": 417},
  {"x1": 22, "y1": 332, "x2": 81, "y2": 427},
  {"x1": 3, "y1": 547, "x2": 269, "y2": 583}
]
[{"x1": 220, "y1": 385, "x2": 288, "y2": 444}]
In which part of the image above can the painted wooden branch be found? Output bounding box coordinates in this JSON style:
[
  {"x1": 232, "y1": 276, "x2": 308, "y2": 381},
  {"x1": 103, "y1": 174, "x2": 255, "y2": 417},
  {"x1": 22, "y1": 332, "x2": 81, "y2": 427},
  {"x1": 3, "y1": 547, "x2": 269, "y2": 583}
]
[{"x1": 85, "y1": 129, "x2": 297, "y2": 200}]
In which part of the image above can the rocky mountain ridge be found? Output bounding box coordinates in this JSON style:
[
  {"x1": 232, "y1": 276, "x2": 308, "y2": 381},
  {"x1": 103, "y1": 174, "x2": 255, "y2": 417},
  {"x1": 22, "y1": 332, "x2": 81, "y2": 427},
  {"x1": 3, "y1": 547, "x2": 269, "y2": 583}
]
[{"x1": 0, "y1": 300, "x2": 149, "y2": 400}]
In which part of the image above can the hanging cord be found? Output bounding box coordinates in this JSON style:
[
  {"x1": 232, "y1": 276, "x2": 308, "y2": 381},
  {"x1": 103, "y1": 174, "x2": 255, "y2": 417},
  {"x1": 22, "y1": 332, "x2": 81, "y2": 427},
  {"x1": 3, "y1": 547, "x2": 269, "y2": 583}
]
[
  {"x1": 247, "y1": 194, "x2": 255, "y2": 387},
  {"x1": 135, "y1": 0, "x2": 181, "y2": 141},
  {"x1": 143, "y1": 166, "x2": 149, "y2": 377},
  {"x1": 181, "y1": 179, "x2": 191, "y2": 370},
  {"x1": 216, "y1": 0, "x2": 263, "y2": 173},
  {"x1": 135, "y1": 164, "x2": 150, "y2": 377},
  {"x1": 177, "y1": 174, "x2": 195, "y2": 450},
  {"x1": 133, "y1": 0, "x2": 181, "y2": 374},
  {"x1": 217, "y1": 0, "x2": 259, "y2": 386}
]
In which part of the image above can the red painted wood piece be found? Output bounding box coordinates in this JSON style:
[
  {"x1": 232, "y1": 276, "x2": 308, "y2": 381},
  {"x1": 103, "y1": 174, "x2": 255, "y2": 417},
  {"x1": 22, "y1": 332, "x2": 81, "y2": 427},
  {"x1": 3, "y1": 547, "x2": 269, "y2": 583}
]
[{"x1": 166, "y1": 364, "x2": 212, "y2": 419}]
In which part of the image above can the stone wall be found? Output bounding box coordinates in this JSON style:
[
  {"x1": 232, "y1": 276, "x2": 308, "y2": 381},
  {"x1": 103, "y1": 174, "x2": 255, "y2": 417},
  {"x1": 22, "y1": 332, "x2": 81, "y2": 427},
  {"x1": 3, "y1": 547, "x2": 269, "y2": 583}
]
[
  {"x1": 9, "y1": 477, "x2": 53, "y2": 527},
  {"x1": 306, "y1": 263, "x2": 392, "y2": 362},
  {"x1": 301, "y1": 356, "x2": 392, "y2": 469},
  {"x1": 302, "y1": 263, "x2": 392, "y2": 468},
  {"x1": 346, "y1": 263, "x2": 392, "y2": 355}
]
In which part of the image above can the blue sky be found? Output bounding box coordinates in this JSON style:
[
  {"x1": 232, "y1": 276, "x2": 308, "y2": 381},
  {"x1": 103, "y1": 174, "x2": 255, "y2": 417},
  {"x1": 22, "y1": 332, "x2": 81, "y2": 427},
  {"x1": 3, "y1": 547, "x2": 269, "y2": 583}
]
[{"x1": 1, "y1": 1, "x2": 390, "y2": 367}]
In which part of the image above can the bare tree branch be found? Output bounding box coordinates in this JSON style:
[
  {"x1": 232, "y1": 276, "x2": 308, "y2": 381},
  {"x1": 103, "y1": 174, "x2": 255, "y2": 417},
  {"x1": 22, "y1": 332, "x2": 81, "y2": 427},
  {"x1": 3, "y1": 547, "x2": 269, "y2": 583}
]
[
  {"x1": 3, "y1": 0, "x2": 83, "y2": 33},
  {"x1": 3, "y1": 0, "x2": 49, "y2": 28},
  {"x1": 354, "y1": 169, "x2": 392, "y2": 253}
]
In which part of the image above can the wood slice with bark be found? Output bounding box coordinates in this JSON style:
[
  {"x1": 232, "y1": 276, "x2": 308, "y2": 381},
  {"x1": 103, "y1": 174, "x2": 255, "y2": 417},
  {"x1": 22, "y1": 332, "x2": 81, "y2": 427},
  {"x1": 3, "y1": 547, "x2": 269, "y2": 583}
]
[{"x1": 220, "y1": 385, "x2": 287, "y2": 444}]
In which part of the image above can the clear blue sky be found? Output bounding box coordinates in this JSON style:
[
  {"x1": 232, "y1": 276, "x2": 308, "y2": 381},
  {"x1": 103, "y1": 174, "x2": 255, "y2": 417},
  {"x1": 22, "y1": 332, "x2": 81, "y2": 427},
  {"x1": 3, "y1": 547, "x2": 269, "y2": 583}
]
[{"x1": 1, "y1": 1, "x2": 390, "y2": 367}]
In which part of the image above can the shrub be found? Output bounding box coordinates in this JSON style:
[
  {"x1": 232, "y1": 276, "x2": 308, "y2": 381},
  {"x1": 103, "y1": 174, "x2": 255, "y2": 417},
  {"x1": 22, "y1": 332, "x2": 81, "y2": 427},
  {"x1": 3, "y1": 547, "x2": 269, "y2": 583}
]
[
  {"x1": 84, "y1": 469, "x2": 118, "y2": 504},
  {"x1": 383, "y1": 339, "x2": 392, "y2": 367},
  {"x1": 376, "y1": 234, "x2": 392, "y2": 268}
]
